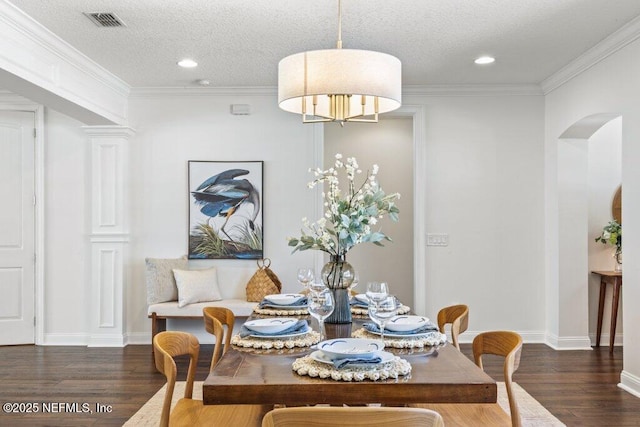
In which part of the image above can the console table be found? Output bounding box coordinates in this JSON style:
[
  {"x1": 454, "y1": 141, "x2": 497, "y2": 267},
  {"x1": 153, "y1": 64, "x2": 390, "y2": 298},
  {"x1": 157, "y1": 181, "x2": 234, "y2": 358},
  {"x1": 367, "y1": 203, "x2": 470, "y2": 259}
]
[{"x1": 591, "y1": 270, "x2": 622, "y2": 353}]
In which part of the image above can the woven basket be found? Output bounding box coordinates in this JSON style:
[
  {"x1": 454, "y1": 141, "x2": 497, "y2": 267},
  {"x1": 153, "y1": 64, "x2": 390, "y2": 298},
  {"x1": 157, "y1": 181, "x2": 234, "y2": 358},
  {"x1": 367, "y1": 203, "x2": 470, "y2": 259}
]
[{"x1": 246, "y1": 258, "x2": 282, "y2": 302}]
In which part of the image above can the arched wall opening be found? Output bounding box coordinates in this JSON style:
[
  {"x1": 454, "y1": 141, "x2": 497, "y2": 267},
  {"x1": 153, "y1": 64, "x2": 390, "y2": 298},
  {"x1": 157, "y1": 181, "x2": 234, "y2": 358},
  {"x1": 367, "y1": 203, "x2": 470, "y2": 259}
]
[{"x1": 556, "y1": 113, "x2": 622, "y2": 349}]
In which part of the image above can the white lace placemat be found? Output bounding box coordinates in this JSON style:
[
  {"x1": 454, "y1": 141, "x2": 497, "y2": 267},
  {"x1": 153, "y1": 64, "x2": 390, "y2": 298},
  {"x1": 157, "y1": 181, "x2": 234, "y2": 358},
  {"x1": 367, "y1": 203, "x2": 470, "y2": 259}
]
[
  {"x1": 253, "y1": 306, "x2": 310, "y2": 316},
  {"x1": 231, "y1": 331, "x2": 320, "y2": 349},
  {"x1": 292, "y1": 354, "x2": 411, "y2": 382},
  {"x1": 352, "y1": 328, "x2": 447, "y2": 349},
  {"x1": 350, "y1": 304, "x2": 411, "y2": 316}
]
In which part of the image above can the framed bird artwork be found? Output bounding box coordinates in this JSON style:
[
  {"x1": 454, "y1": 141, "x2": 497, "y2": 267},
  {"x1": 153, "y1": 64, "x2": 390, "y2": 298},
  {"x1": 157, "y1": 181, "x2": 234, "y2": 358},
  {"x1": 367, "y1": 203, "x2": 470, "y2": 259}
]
[{"x1": 188, "y1": 160, "x2": 263, "y2": 259}]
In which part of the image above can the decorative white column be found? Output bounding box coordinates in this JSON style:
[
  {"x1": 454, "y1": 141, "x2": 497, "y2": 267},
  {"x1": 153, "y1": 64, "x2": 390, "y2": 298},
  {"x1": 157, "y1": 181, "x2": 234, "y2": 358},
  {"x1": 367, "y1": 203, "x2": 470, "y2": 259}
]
[{"x1": 83, "y1": 126, "x2": 134, "y2": 347}]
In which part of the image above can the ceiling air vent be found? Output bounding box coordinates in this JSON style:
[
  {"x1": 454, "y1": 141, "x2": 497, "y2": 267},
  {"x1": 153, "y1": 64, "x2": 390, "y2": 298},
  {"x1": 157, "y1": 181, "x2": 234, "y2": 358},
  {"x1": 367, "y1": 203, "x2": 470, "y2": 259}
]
[{"x1": 84, "y1": 12, "x2": 125, "y2": 27}]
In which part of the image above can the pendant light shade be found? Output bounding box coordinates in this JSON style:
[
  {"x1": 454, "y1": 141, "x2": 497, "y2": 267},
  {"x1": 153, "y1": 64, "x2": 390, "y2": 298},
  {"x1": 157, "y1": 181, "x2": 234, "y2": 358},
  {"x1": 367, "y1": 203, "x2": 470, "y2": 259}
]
[{"x1": 277, "y1": 1, "x2": 402, "y2": 123}]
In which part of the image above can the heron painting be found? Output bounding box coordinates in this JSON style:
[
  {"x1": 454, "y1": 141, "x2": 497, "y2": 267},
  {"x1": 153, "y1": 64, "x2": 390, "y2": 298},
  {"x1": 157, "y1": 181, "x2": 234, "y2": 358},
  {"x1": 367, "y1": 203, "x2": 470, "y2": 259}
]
[{"x1": 188, "y1": 161, "x2": 263, "y2": 259}]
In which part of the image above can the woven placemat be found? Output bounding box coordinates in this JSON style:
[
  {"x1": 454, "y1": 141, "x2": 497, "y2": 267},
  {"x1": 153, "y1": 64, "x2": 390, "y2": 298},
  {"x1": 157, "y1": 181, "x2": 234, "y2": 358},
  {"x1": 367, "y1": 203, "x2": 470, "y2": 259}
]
[
  {"x1": 352, "y1": 328, "x2": 447, "y2": 349},
  {"x1": 292, "y1": 354, "x2": 411, "y2": 382},
  {"x1": 350, "y1": 304, "x2": 411, "y2": 316},
  {"x1": 253, "y1": 306, "x2": 310, "y2": 316},
  {"x1": 231, "y1": 331, "x2": 320, "y2": 350}
]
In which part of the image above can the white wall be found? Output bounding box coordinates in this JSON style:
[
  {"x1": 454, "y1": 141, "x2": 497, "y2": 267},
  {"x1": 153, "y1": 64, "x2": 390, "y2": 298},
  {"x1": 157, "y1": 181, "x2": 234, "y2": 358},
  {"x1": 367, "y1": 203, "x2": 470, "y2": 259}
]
[
  {"x1": 38, "y1": 90, "x2": 546, "y2": 349},
  {"x1": 407, "y1": 95, "x2": 546, "y2": 340},
  {"x1": 588, "y1": 118, "x2": 622, "y2": 343},
  {"x1": 43, "y1": 108, "x2": 90, "y2": 343},
  {"x1": 125, "y1": 92, "x2": 323, "y2": 336},
  {"x1": 324, "y1": 118, "x2": 414, "y2": 307},
  {"x1": 545, "y1": 37, "x2": 640, "y2": 396}
]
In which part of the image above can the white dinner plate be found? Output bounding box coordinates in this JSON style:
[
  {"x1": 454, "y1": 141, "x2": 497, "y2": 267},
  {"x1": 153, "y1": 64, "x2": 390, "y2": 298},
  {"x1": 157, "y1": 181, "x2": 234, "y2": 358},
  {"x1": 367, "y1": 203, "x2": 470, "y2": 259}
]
[
  {"x1": 385, "y1": 315, "x2": 429, "y2": 332},
  {"x1": 244, "y1": 318, "x2": 298, "y2": 334},
  {"x1": 260, "y1": 303, "x2": 308, "y2": 309},
  {"x1": 310, "y1": 350, "x2": 394, "y2": 367},
  {"x1": 248, "y1": 325, "x2": 311, "y2": 339},
  {"x1": 366, "y1": 328, "x2": 433, "y2": 338},
  {"x1": 318, "y1": 338, "x2": 383, "y2": 360},
  {"x1": 264, "y1": 293, "x2": 305, "y2": 305}
]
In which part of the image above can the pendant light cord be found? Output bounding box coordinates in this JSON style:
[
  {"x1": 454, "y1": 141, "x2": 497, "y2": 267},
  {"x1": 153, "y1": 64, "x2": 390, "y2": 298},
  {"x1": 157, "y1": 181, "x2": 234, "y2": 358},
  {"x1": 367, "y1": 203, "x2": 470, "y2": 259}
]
[{"x1": 337, "y1": 0, "x2": 343, "y2": 49}]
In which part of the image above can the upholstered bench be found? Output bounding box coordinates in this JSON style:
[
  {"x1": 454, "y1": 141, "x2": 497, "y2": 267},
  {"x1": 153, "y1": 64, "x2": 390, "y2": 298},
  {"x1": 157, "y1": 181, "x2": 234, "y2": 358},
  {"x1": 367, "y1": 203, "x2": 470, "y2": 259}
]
[{"x1": 145, "y1": 258, "x2": 258, "y2": 344}]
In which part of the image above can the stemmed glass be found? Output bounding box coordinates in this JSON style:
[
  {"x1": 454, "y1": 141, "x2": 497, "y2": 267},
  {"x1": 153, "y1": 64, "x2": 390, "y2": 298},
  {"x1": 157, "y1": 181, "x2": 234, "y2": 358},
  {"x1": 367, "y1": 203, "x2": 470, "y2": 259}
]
[
  {"x1": 366, "y1": 281, "x2": 389, "y2": 303},
  {"x1": 308, "y1": 288, "x2": 334, "y2": 341},
  {"x1": 348, "y1": 271, "x2": 360, "y2": 291},
  {"x1": 368, "y1": 295, "x2": 398, "y2": 347},
  {"x1": 297, "y1": 268, "x2": 314, "y2": 291}
]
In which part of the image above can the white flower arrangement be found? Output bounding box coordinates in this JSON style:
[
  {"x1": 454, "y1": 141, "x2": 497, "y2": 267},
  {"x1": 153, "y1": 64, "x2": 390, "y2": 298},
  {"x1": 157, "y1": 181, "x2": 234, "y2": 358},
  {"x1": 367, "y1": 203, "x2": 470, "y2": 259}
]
[{"x1": 288, "y1": 154, "x2": 400, "y2": 256}]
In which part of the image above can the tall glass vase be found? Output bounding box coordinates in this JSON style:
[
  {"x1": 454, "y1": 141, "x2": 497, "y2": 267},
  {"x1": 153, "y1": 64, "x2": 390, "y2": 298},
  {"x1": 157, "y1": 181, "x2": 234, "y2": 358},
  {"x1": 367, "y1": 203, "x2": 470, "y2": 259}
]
[{"x1": 321, "y1": 255, "x2": 355, "y2": 324}]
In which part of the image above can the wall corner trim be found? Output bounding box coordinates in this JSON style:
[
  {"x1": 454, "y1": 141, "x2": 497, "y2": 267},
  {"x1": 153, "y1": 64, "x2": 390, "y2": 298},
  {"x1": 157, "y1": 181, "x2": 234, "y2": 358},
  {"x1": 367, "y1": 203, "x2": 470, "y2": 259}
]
[{"x1": 541, "y1": 14, "x2": 640, "y2": 94}]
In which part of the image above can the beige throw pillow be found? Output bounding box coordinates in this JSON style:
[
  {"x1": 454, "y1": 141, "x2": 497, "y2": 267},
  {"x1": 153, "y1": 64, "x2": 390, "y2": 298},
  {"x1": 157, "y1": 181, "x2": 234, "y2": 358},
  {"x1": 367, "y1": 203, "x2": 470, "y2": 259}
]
[
  {"x1": 173, "y1": 268, "x2": 223, "y2": 308},
  {"x1": 145, "y1": 257, "x2": 188, "y2": 304}
]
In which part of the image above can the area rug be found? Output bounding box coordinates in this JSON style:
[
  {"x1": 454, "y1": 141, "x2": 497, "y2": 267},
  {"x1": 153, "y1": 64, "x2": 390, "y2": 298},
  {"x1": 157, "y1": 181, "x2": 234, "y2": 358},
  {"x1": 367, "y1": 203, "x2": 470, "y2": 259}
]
[{"x1": 125, "y1": 381, "x2": 565, "y2": 426}]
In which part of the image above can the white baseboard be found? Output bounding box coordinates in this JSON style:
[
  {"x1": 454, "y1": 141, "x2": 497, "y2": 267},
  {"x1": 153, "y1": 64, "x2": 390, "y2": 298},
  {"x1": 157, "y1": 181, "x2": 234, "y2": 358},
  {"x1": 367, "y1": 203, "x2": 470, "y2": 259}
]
[
  {"x1": 87, "y1": 334, "x2": 126, "y2": 347},
  {"x1": 457, "y1": 330, "x2": 547, "y2": 344},
  {"x1": 42, "y1": 333, "x2": 88, "y2": 346},
  {"x1": 125, "y1": 332, "x2": 150, "y2": 345},
  {"x1": 544, "y1": 333, "x2": 592, "y2": 350},
  {"x1": 588, "y1": 332, "x2": 623, "y2": 347},
  {"x1": 619, "y1": 370, "x2": 640, "y2": 398}
]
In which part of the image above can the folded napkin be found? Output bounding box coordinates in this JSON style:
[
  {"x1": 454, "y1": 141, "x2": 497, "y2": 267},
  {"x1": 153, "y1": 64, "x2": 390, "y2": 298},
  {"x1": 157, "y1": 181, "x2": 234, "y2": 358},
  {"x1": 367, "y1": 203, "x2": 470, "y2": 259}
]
[
  {"x1": 239, "y1": 319, "x2": 309, "y2": 338},
  {"x1": 332, "y1": 355, "x2": 383, "y2": 369},
  {"x1": 350, "y1": 296, "x2": 403, "y2": 308},
  {"x1": 349, "y1": 297, "x2": 369, "y2": 308},
  {"x1": 259, "y1": 296, "x2": 308, "y2": 309},
  {"x1": 363, "y1": 321, "x2": 438, "y2": 336}
]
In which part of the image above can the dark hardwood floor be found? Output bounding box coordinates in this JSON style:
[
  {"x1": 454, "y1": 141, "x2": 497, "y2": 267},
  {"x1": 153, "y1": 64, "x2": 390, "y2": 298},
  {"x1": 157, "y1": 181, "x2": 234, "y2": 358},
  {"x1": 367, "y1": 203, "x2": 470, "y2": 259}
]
[{"x1": 0, "y1": 343, "x2": 638, "y2": 426}]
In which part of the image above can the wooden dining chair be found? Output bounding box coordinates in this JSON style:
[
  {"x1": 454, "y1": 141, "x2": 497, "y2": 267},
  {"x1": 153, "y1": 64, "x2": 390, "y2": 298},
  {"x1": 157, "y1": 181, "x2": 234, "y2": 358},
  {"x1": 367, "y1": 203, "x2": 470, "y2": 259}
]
[
  {"x1": 261, "y1": 406, "x2": 444, "y2": 427},
  {"x1": 411, "y1": 330, "x2": 523, "y2": 427},
  {"x1": 153, "y1": 331, "x2": 270, "y2": 427},
  {"x1": 203, "y1": 306, "x2": 235, "y2": 371},
  {"x1": 473, "y1": 330, "x2": 523, "y2": 427},
  {"x1": 437, "y1": 304, "x2": 469, "y2": 350}
]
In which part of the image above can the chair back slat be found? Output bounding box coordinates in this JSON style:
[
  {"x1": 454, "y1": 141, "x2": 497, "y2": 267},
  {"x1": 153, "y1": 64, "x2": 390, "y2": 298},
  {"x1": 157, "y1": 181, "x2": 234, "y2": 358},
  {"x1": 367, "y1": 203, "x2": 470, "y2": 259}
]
[
  {"x1": 261, "y1": 406, "x2": 445, "y2": 427},
  {"x1": 203, "y1": 307, "x2": 235, "y2": 371},
  {"x1": 153, "y1": 331, "x2": 200, "y2": 427},
  {"x1": 437, "y1": 304, "x2": 469, "y2": 350},
  {"x1": 472, "y1": 331, "x2": 523, "y2": 427}
]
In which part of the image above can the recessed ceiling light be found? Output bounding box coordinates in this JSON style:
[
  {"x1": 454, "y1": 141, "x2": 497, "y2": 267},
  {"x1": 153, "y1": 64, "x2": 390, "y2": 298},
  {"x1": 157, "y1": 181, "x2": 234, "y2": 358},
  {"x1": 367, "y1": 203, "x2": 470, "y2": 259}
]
[
  {"x1": 474, "y1": 56, "x2": 495, "y2": 65},
  {"x1": 177, "y1": 59, "x2": 198, "y2": 68}
]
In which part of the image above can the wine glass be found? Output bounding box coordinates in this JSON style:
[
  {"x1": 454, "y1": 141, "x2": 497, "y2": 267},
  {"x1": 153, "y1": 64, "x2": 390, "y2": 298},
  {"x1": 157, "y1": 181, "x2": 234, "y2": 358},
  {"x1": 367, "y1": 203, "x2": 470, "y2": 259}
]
[
  {"x1": 297, "y1": 268, "x2": 314, "y2": 291},
  {"x1": 348, "y1": 271, "x2": 360, "y2": 291},
  {"x1": 308, "y1": 288, "x2": 334, "y2": 341},
  {"x1": 368, "y1": 295, "x2": 398, "y2": 346},
  {"x1": 366, "y1": 281, "x2": 389, "y2": 303},
  {"x1": 308, "y1": 278, "x2": 326, "y2": 295}
]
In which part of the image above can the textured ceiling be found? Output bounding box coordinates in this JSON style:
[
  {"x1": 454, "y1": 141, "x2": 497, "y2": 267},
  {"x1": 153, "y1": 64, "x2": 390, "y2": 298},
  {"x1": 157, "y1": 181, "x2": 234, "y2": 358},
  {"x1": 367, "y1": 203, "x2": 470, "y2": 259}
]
[{"x1": 8, "y1": 0, "x2": 640, "y2": 88}]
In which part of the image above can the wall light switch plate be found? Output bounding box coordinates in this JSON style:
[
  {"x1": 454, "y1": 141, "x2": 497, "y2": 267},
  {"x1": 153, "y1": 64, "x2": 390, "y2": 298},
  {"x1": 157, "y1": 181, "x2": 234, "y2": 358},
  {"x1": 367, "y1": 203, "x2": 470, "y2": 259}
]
[{"x1": 427, "y1": 233, "x2": 449, "y2": 246}]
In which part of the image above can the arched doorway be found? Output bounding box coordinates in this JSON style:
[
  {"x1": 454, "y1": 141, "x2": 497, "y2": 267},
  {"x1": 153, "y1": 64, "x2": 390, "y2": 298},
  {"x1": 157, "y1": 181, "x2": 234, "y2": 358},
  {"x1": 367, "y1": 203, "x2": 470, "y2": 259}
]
[{"x1": 556, "y1": 113, "x2": 621, "y2": 350}]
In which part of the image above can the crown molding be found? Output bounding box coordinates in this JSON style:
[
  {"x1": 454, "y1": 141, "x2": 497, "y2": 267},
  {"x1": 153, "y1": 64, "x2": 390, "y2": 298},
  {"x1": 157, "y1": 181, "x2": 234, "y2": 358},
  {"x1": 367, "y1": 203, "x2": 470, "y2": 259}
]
[
  {"x1": 0, "y1": 1, "x2": 130, "y2": 96},
  {"x1": 130, "y1": 84, "x2": 544, "y2": 99},
  {"x1": 541, "y1": 14, "x2": 640, "y2": 94},
  {"x1": 0, "y1": 0, "x2": 130, "y2": 124},
  {"x1": 403, "y1": 84, "x2": 542, "y2": 96},
  {"x1": 129, "y1": 86, "x2": 277, "y2": 98}
]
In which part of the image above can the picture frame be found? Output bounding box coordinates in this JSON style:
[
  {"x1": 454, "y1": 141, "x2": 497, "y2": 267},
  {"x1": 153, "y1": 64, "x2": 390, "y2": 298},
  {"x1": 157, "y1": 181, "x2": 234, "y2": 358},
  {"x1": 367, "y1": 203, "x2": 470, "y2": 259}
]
[{"x1": 188, "y1": 161, "x2": 263, "y2": 259}]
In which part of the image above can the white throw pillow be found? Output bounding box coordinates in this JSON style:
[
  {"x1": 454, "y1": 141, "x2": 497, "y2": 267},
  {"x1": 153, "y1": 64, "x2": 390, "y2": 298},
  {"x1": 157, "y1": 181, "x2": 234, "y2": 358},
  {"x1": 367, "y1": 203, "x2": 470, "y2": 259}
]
[
  {"x1": 145, "y1": 257, "x2": 188, "y2": 304},
  {"x1": 173, "y1": 268, "x2": 223, "y2": 308}
]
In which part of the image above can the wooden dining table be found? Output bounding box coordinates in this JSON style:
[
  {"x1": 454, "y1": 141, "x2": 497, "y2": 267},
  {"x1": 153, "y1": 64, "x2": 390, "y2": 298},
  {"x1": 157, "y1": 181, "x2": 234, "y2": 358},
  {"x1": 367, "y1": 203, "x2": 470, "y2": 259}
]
[{"x1": 202, "y1": 317, "x2": 498, "y2": 407}]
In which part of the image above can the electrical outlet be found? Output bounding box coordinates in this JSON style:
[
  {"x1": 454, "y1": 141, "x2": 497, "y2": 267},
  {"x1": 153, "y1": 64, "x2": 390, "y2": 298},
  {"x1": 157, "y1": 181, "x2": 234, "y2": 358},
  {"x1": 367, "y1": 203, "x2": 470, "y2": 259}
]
[{"x1": 427, "y1": 233, "x2": 449, "y2": 246}]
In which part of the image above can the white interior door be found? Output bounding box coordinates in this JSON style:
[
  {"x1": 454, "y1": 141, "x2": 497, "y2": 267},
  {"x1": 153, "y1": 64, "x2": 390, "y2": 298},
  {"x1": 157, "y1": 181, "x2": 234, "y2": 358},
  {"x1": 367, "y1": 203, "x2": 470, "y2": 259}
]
[{"x1": 0, "y1": 110, "x2": 35, "y2": 345}]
